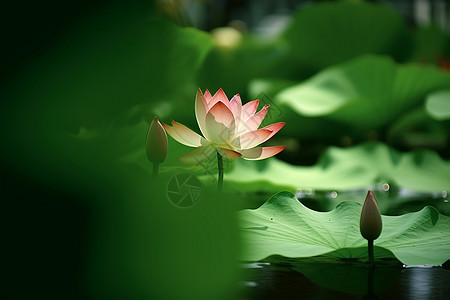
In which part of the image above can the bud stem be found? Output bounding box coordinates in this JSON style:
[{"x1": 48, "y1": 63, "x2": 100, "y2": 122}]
[
  {"x1": 217, "y1": 151, "x2": 223, "y2": 193},
  {"x1": 153, "y1": 162, "x2": 159, "y2": 178},
  {"x1": 368, "y1": 239, "x2": 374, "y2": 267}
]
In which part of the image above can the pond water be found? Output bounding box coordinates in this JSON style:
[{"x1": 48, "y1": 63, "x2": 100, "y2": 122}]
[{"x1": 242, "y1": 261, "x2": 450, "y2": 299}]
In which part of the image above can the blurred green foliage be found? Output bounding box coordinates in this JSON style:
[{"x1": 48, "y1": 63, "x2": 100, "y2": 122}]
[
  {"x1": 426, "y1": 89, "x2": 450, "y2": 120},
  {"x1": 1, "y1": 3, "x2": 238, "y2": 300},
  {"x1": 225, "y1": 142, "x2": 450, "y2": 193},
  {"x1": 276, "y1": 55, "x2": 450, "y2": 128},
  {"x1": 281, "y1": 1, "x2": 413, "y2": 72},
  {"x1": 272, "y1": 55, "x2": 450, "y2": 151}
]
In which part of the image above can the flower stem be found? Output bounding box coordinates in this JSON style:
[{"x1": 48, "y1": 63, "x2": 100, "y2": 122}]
[
  {"x1": 368, "y1": 239, "x2": 374, "y2": 267},
  {"x1": 153, "y1": 162, "x2": 159, "y2": 178},
  {"x1": 217, "y1": 151, "x2": 223, "y2": 193}
]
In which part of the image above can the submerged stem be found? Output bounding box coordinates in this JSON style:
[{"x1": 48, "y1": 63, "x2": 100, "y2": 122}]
[
  {"x1": 153, "y1": 162, "x2": 159, "y2": 178},
  {"x1": 367, "y1": 259, "x2": 375, "y2": 296},
  {"x1": 368, "y1": 239, "x2": 374, "y2": 267},
  {"x1": 217, "y1": 151, "x2": 223, "y2": 193}
]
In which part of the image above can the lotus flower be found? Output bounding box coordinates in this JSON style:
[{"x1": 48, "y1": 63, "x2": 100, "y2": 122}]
[
  {"x1": 360, "y1": 190, "x2": 382, "y2": 241},
  {"x1": 162, "y1": 88, "x2": 285, "y2": 164}
]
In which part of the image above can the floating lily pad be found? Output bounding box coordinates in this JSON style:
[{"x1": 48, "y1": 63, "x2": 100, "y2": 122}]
[
  {"x1": 275, "y1": 55, "x2": 450, "y2": 129},
  {"x1": 239, "y1": 192, "x2": 450, "y2": 265},
  {"x1": 225, "y1": 142, "x2": 450, "y2": 193}
]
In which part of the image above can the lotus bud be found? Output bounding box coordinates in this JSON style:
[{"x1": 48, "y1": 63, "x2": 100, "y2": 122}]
[
  {"x1": 360, "y1": 190, "x2": 382, "y2": 241},
  {"x1": 146, "y1": 116, "x2": 168, "y2": 164}
]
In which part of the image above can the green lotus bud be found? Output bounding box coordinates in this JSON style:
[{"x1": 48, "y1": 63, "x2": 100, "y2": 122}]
[
  {"x1": 360, "y1": 190, "x2": 382, "y2": 241},
  {"x1": 146, "y1": 116, "x2": 168, "y2": 163}
]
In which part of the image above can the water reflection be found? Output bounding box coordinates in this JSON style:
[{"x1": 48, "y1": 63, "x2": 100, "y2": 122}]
[
  {"x1": 243, "y1": 260, "x2": 450, "y2": 299},
  {"x1": 361, "y1": 265, "x2": 379, "y2": 300},
  {"x1": 401, "y1": 266, "x2": 450, "y2": 300}
]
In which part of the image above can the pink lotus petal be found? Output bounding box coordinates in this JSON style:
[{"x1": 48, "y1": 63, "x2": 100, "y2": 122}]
[
  {"x1": 208, "y1": 88, "x2": 230, "y2": 110},
  {"x1": 260, "y1": 122, "x2": 285, "y2": 143},
  {"x1": 195, "y1": 88, "x2": 208, "y2": 137},
  {"x1": 204, "y1": 89, "x2": 213, "y2": 102},
  {"x1": 217, "y1": 147, "x2": 242, "y2": 159},
  {"x1": 231, "y1": 129, "x2": 272, "y2": 149},
  {"x1": 241, "y1": 100, "x2": 260, "y2": 122},
  {"x1": 204, "y1": 102, "x2": 236, "y2": 143},
  {"x1": 239, "y1": 104, "x2": 270, "y2": 134},
  {"x1": 229, "y1": 94, "x2": 242, "y2": 134},
  {"x1": 229, "y1": 94, "x2": 242, "y2": 117},
  {"x1": 208, "y1": 101, "x2": 234, "y2": 127},
  {"x1": 179, "y1": 145, "x2": 215, "y2": 164},
  {"x1": 162, "y1": 122, "x2": 199, "y2": 148},
  {"x1": 229, "y1": 94, "x2": 242, "y2": 107},
  {"x1": 171, "y1": 120, "x2": 205, "y2": 147},
  {"x1": 240, "y1": 146, "x2": 285, "y2": 160}
]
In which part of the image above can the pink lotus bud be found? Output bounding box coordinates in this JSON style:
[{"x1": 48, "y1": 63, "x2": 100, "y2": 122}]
[
  {"x1": 360, "y1": 190, "x2": 382, "y2": 241},
  {"x1": 146, "y1": 116, "x2": 168, "y2": 163}
]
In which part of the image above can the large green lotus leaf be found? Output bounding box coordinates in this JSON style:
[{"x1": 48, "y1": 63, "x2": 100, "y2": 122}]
[
  {"x1": 275, "y1": 55, "x2": 450, "y2": 129},
  {"x1": 225, "y1": 143, "x2": 450, "y2": 193},
  {"x1": 239, "y1": 192, "x2": 450, "y2": 265},
  {"x1": 425, "y1": 89, "x2": 450, "y2": 120},
  {"x1": 281, "y1": 1, "x2": 411, "y2": 70}
]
